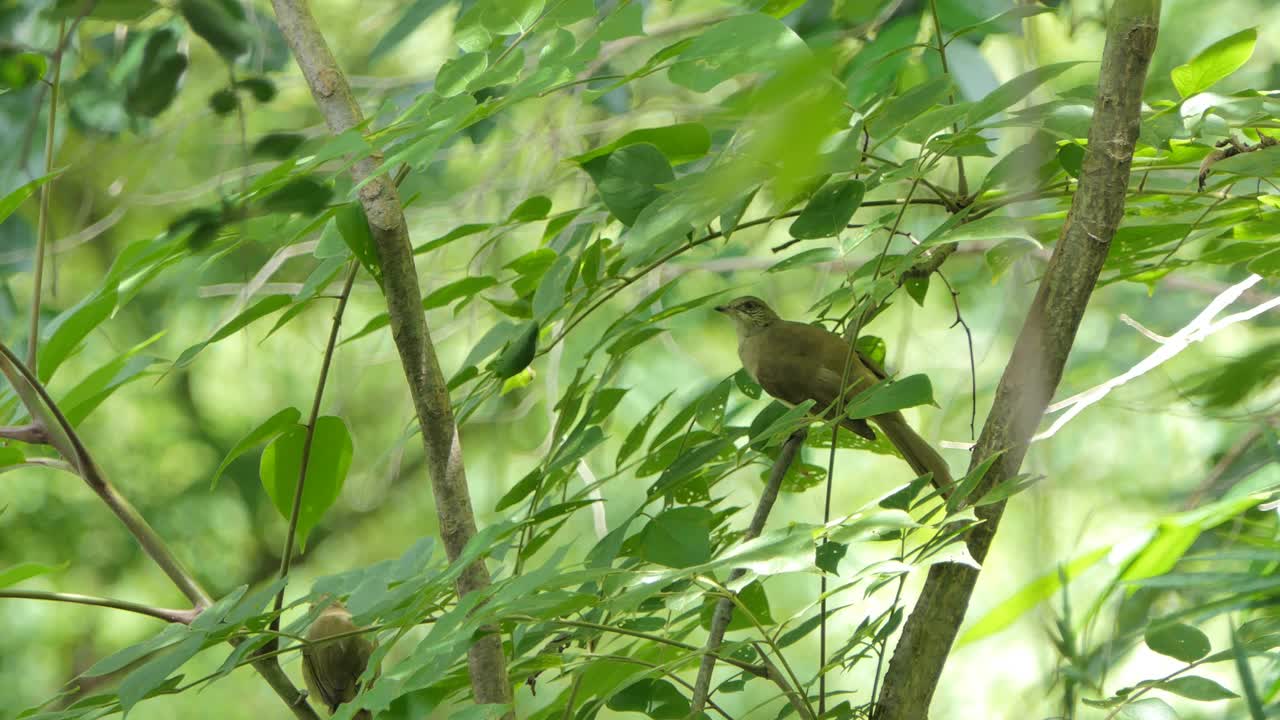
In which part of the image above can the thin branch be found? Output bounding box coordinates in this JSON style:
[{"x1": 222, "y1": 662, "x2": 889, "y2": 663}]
[
  {"x1": 28, "y1": 18, "x2": 66, "y2": 369},
  {"x1": 927, "y1": 0, "x2": 966, "y2": 199},
  {"x1": 875, "y1": 3, "x2": 1160, "y2": 716},
  {"x1": 0, "y1": 423, "x2": 49, "y2": 444},
  {"x1": 690, "y1": 431, "x2": 810, "y2": 720},
  {"x1": 0, "y1": 589, "x2": 199, "y2": 624},
  {"x1": 0, "y1": 342, "x2": 318, "y2": 719},
  {"x1": 271, "y1": 262, "x2": 359, "y2": 635},
  {"x1": 0, "y1": 341, "x2": 212, "y2": 609}
]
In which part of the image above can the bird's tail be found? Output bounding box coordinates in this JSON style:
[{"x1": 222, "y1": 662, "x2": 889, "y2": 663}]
[{"x1": 870, "y1": 411, "x2": 953, "y2": 496}]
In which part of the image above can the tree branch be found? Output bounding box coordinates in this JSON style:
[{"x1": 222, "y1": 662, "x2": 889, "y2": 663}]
[
  {"x1": 267, "y1": 0, "x2": 512, "y2": 710},
  {"x1": 690, "y1": 431, "x2": 810, "y2": 720},
  {"x1": 874, "y1": 2, "x2": 1160, "y2": 717}
]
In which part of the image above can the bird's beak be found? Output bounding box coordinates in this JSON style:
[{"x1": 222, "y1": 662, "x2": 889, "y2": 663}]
[{"x1": 714, "y1": 305, "x2": 727, "y2": 313}]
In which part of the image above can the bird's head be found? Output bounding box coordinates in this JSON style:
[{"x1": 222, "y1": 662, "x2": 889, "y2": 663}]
[{"x1": 715, "y1": 296, "x2": 780, "y2": 336}]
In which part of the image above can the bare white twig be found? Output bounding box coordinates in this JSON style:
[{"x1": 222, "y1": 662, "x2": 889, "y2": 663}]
[{"x1": 1034, "y1": 274, "x2": 1279, "y2": 442}]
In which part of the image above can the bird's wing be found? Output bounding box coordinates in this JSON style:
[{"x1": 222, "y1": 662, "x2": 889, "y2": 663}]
[{"x1": 751, "y1": 327, "x2": 877, "y2": 440}]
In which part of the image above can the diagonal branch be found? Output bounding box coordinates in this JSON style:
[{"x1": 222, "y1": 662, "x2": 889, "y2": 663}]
[
  {"x1": 268, "y1": 0, "x2": 512, "y2": 710},
  {"x1": 874, "y1": 2, "x2": 1161, "y2": 717},
  {"x1": 690, "y1": 431, "x2": 811, "y2": 720}
]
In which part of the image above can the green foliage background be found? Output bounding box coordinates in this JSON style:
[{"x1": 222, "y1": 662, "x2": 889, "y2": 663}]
[{"x1": 1, "y1": 0, "x2": 1279, "y2": 718}]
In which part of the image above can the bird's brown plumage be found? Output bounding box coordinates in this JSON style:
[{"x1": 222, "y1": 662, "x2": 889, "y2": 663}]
[
  {"x1": 716, "y1": 295, "x2": 952, "y2": 493},
  {"x1": 302, "y1": 601, "x2": 375, "y2": 719}
]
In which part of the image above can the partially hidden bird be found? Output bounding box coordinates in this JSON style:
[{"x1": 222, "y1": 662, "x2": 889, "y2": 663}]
[
  {"x1": 302, "y1": 599, "x2": 376, "y2": 719},
  {"x1": 716, "y1": 295, "x2": 952, "y2": 493}
]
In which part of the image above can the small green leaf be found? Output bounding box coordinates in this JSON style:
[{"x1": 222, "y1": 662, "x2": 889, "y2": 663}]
[
  {"x1": 569, "y1": 123, "x2": 711, "y2": 166},
  {"x1": 212, "y1": 407, "x2": 302, "y2": 488},
  {"x1": 261, "y1": 176, "x2": 333, "y2": 215},
  {"x1": 607, "y1": 679, "x2": 689, "y2": 720},
  {"x1": 423, "y1": 276, "x2": 498, "y2": 310},
  {"x1": 815, "y1": 541, "x2": 846, "y2": 574},
  {"x1": 617, "y1": 392, "x2": 671, "y2": 467},
  {"x1": 174, "y1": 295, "x2": 293, "y2": 368},
  {"x1": 721, "y1": 186, "x2": 759, "y2": 239},
  {"x1": 492, "y1": 321, "x2": 538, "y2": 379},
  {"x1": 335, "y1": 203, "x2": 382, "y2": 287},
  {"x1": 788, "y1": 180, "x2": 866, "y2": 239},
  {"x1": 0, "y1": 561, "x2": 68, "y2": 588},
  {"x1": 845, "y1": 374, "x2": 935, "y2": 419},
  {"x1": 1145, "y1": 622, "x2": 1211, "y2": 663},
  {"x1": 413, "y1": 223, "x2": 493, "y2": 254},
  {"x1": 0, "y1": 170, "x2": 61, "y2": 226},
  {"x1": 179, "y1": 0, "x2": 250, "y2": 61},
  {"x1": 508, "y1": 195, "x2": 552, "y2": 222},
  {"x1": 1171, "y1": 28, "x2": 1256, "y2": 98},
  {"x1": 39, "y1": 287, "x2": 118, "y2": 382},
  {"x1": 958, "y1": 546, "x2": 1110, "y2": 645},
  {"x1": 532, "y1": 255, "x2": 572, "y2": 322},
  {"x1": 700, "y1": 580, "x2": 773, "y2": 631},
  {"x1": 640, "y1": 507, "x2": 713, "y2": 568},
  {"x1": 967, "y1": 62, "x2": 1082, "y2": 125},
  {"x1": 1146, "y1": 675, "x2": 1237, "y2": 701},
  {"x1": 259, "y1": 416, "x2": 353, "y2": 552},
  {"x1": 767, "y1": 247, "x2": 837, "y2": 273},
  {"x1": 437, "y1": 51, "x2": 488, "y2": 96},
  {"x1": 581, "y1": 144, "x2": 674, "y2": 226}
]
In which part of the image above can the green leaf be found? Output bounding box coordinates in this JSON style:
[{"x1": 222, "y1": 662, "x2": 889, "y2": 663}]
[
  {"x1": 335, "y1": 203, "x2": 382, "y2": 287},
  {"x1": 48, "y1": 0, "x2": 158, "y2": 20},
  {"x1": 0, "y1": 561, "x2": 67, "y2": 588},
  {"x1": 581, "y1": 144, "x2": 674, "y2": 226},
  {"x1": 437, "y1": 51, "x2": 488, "y2": 96},
  {"x1": 1116, "y1": 699, "x2": 1179, "y2": 720},
  {"x1": 1232, "y1": 621, "x2": 1266, "y2": 719},
  {"x1": 845, "y1": 374, "x2": 934, "y2": 419},
  {"x1": 871, "y1": 76, "x2": 953, "y2": 133},
  {"x1": 815, "y1": 541, "x2": 846, "y2": 575},
  {"x1": 118, "y1": 632, "x2": 205, "y2": 713},
  {"x1": 495, "y1": 469, "x2": 541, "y2": 512},
  {"x1": 1171, "y1": 28, "x2": 1256, "y2": 98},
  {"x1": 125, "y1": 29, "x2": 187, "y2": 118},
  {"x1": 667, "y1": 13, "x2": 807, "y2": 92},
  {"x1": 39, "y1": 286, "x2": 119, "y2": 382},
  {"x1": 1145, "y1": 623, "x2": 1211, "y2": 663},
  {"x1": 1145, "y1": 675, "x2": 1237, "y2": 701},
  {"x1": 368, "y1": 0, "x2": 449, "y2": 63},
  {"x1": 788, "y1": 180, "x2": 866, "y2": 239},
  {"x1": 958, "y1": 546, "x2": 1110, "y2": 645},
  {"x1": 259, "y1": 416, "x2": 353, "y2": 552},
  {"x1": 700, "y1": 580, "x2": 773, "y2": 631},
  {"x1": 492, "y1": 321, "x2": 539, "y2": 379},
  {"x1": 569, "y1": 123, "x2": 711, "y2": 166},
  {"x1": 607, "y1": 679, "x2": 689, "y2": 720},
  {"x1": 261, "y1": 176, "x2": 333, "y2": 215},
  {"x1": 508, "y1": 195, "x2": 552, "y2": 222},
  {"x1": 0, "y1": 170, "x2": 61, "y2": 226},
  {"x1": 423, "y1": 276, "x2": 498, "y2": 310},
  {"x1": 413, "y1": 222, "x2": 493, "y2": 255},
  {"x1": 966, "y1": 62, "x2": 1082, "y2": 125},
  {"x1": 947, "y1": 5, "x2": 1052, "y2": 42},
  {"x1": 767, "y1": 247, "x2": 837, "y2": 273},
  {"x1": 597, "y1": 0, "x2": 644, "y2": 40},
  {"x1": 720, "y1": 187, "x2": 759, "y2": 240},
  {"x1": 174, "y1": 295, "x2": 293, "y2": 368},
  {"x1": 179, "y1": 0, "x2": 250, "y2": 61},
  {"x1": 617, "y1": 392, "x2": 671, "y2": 467},
  {"x1": 212, "y1": 408, "x2": 302, "y2": 489},
  {"x1": 532, "y1": 254, "x2": 572, "y2": 322},
  {"x1": 640, "y1": 507, "x2": 713, "y2": 568},
  {"x1": 61, "y1": 340, "x2": 163, "y2": 426},
  {"x1": 252, "y1": 132, "x2": 306, "y2": 159},
  {"x1": 1247, "y1": 247, "x2": 1280, "y2": 277}
]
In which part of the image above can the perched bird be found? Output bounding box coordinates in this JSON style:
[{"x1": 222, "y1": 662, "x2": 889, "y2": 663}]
[
  {"x1": 715, "y1": 295, "x2": 952, "y2": 492},
  {"x1": 302, "y1": 600, "x2": 376, "y2": 719}
]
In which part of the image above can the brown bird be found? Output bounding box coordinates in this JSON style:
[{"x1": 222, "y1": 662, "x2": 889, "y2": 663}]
[
  {"x1": 302, "y1": 600, "x2": 376, "y2": 719},
  {"x1": 716, "y1": 295, "x2": 952, "y2": 492}
]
